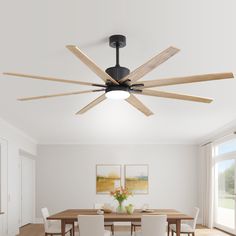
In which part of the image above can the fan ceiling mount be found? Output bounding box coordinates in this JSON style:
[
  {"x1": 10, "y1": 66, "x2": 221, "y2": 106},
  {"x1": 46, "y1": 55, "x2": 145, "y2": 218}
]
[{"x1": 3, "y1": 34, "x2": 234, "y2": 116}]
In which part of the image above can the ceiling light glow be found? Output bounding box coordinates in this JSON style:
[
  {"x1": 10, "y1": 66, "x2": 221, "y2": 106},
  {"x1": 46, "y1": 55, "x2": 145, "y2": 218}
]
[{"x1": 105, "y1": 90, "x2": 130, "y2": 100}]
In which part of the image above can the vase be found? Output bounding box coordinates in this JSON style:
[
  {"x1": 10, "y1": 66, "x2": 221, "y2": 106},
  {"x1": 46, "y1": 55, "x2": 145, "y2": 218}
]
[
  {"x1": 125, "y1": 204, "x2": 134, "y2": 214},
  {"x1": 116, "y1": 201, "x2": 125, "y2": 213}
]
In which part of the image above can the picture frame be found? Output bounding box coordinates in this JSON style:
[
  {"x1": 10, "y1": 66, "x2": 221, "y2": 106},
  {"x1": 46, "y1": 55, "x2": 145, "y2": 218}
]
[
  {"x1": 96, "y1": 164, "x2": 121, "y2": 194},
  {"x1": 124, "y1": 164, "x2": 149, "y2": 194}
]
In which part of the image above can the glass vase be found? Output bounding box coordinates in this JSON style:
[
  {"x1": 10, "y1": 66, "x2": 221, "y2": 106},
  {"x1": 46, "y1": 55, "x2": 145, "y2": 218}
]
[{"x1": 116, "y1": 201, "x2": 125, "y2": 213}]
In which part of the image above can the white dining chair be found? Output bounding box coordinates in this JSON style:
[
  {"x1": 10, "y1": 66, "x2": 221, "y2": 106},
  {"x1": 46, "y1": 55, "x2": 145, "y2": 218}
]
[
  {"x1": 77, "y1": 215, "x2": 111, "y2": 236},
  {"x1": 135, "y1": 215, "x2": 167, "y2": 236},
  {"x1": 41, "y1": 207, "x2": 73, "y2": 236},
  {"x1": 94, "y1": 203, "x2": 114, "y2": 235},
  {"x1": 169, "y1": 207, "x2": 200, "y2": 236},
  {"x1": 131, "y1": 204, "x2": 149, "y2": 235}
]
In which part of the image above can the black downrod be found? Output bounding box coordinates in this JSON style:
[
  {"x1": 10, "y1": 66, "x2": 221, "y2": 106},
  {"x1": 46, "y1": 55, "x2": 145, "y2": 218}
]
[
  {"x1": 116, "y1": 43, "x2": 120, "y2": 66},
  {"x1": 105, "y1": 35, "x2": 130, "y2": 82}
]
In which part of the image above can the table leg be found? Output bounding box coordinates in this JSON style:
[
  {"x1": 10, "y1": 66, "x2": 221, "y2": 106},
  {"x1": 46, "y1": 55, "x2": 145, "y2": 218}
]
[
  {"x1": 176, "y1": 219, "x2": 181, "y2": 236},
  {"x1": 61, "y1": 219, "x2": 66, "y2": 236}
]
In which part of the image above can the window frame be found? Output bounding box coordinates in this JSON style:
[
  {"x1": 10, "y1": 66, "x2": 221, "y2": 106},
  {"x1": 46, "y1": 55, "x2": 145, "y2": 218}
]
[{"x1": 212, "y1": 135, "x2": 236, "y2": 234}]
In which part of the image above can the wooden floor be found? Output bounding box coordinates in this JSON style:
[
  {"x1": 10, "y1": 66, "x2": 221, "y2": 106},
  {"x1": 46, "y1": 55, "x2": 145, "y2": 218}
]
[{"x1": 18, "y1": 224, "x2": 231, "y2": 236}]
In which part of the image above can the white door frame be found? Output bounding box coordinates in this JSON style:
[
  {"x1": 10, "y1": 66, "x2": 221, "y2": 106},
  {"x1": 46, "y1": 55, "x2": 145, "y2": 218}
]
[
  {"x1": 0, "y1": 138, "x2": 8, "y2": 236},
  {"x1": 19, "y1": 151, "x2": 36, "y2": 226}
]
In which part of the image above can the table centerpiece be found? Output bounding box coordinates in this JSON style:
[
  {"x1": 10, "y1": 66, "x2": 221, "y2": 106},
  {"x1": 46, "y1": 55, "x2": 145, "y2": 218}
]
[{"x1": 110, "y1": 187, "x2": 132, "y2": 213}]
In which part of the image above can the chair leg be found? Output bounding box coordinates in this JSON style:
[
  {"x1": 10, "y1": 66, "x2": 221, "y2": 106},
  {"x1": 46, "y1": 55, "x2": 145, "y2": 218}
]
[
  {"x1": 168, "y1": 223, "x2": 170, "y2": 236},
  {"x1": 171, "y1": 230, "x2": 174, "y2": 236},
  {"x1": 192, "y1": 232, "x2": 195, "y2": 236},
  {"x1": 131, "y1": 224, "x2": 133, "y2": 236},
  {"x1": 72, "y1": 223, "x2": 75, "y2": 236},
  {"x1": 111, "y1": 224, "x2": 114, "y2": 235}
]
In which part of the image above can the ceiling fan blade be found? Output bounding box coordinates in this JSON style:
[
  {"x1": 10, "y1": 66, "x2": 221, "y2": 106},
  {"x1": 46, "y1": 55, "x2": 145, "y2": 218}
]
[
  {"x1": 134, "y1": 89, "x2": 213, "y2": 103},
  {"x1": 66, "y1": 45, "x2": 119, "y2": 85},
  {"x1": 3, "y1": 72, "x2": 106, "y2": 88},
  {"x1": 76, "y1": 93, "x2": 106, "y2": 115},
  {"x1": 17, "y1": 89, "x2": 104, "y2": 101},
  {"x1": 119, "y1": 46, "x2": 180, "y2": 84},
  {"x1": 125, "y1": 94, "x2": 153, "y2": 116},
  {"x1": 132, "y1": 72, "x2": 234, "y2": 88}
]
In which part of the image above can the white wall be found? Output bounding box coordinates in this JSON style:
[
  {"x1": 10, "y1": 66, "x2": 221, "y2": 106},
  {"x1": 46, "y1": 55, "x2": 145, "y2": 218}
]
[
  {"x1": 0, "y1": 118, "x2": 37, "y2": 236},
  {"x1": 36, "y1": 144, "x2": 198, "y2": 218}
]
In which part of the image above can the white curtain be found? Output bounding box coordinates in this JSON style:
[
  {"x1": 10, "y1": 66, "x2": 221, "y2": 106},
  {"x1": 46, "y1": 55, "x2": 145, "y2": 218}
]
[{"x1": 199, "y1": 143, "x2": 214, "y2": 228}]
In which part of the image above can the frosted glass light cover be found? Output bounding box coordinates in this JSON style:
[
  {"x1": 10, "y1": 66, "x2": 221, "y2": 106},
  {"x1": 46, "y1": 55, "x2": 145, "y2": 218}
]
[{"x1": 105, "y1": 90, "x2": 130, "y2": 100}]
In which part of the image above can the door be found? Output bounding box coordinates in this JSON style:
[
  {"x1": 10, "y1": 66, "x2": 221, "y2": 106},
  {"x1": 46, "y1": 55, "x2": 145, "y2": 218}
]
[
  {"x1": 214, "y1": 137, "x2": 236, "y2": 234},
  {"x1": 21, "y1": 155, "x2": 35, "y2": 226},
  {"x1": 0, "y1": 138, "x2": 8, "y2": 236}
]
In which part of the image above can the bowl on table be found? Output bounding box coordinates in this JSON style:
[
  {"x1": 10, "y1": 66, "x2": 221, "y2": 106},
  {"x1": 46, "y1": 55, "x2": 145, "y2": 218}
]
[{"x1": 103, "y1": 208, "x2": 112, "y2": 213}]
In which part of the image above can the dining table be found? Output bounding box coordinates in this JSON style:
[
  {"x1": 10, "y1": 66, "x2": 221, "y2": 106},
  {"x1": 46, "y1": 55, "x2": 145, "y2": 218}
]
[{"x1": 47, "y1": 208, "x2": 193, "y2": 236}]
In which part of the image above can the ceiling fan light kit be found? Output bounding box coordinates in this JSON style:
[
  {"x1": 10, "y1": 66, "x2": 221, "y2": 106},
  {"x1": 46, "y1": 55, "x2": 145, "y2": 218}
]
[
  {"x1": 105, "y1": 85, "x2": 130, "y2": 100},
  {"x1": 3, "y1": 34, "x2": 234, "y2": 116}
]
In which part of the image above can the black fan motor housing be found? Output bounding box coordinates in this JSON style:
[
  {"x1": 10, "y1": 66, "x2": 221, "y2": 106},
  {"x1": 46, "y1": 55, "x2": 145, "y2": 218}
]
[{"x1": 105, "y1": 66, "x2": 130, "y2": 81}]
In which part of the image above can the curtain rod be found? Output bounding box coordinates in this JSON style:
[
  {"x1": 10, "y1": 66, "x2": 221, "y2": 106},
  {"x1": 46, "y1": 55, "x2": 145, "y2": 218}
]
[
  {"x1": 201, "y1": 131, "x2": 236, "y2": 147},
  {"x1": 201, "y1": 141, "x2": 212, "y2": 147}
]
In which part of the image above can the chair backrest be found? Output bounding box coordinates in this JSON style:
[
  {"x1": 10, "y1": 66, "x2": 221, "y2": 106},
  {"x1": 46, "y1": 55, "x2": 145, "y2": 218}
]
[
  {"x1": 189, "y1": 207, "x2": 200, "y2": 229},
  {"x1": 141, "y1": 215, "x2": 167, "y2": 236},
  {"x1": 41, "y1": 207, "x2": 50, "y2": 231},
  {"x1": 78, "y1": 215, "x2": 105, "y2": 236},
  {"x1": 94, "y1": 203, "x2": 104, "y2": 210},
  {"x1": 142, "y1": 204, "x2": 149, "y2": 210}
]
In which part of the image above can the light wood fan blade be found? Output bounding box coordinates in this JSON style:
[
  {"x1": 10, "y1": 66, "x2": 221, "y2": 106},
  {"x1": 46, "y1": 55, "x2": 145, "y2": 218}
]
[
  {"x1": 18, "y1": 89, "x2": 104, "y2": 101},
  {"x1": 76, "y1": 94, "x2": 106, "y2": 115},
  {"x1": 125, "y1": 94, "x2": 153, "y2": 116},
  {"x1": 66, "y1": 45, "x2": 119, "y2": 85},
  {"x1": 134, "y1": 89, "x2": 213, "y2": 103},
  {"x1": 3, "y1": 72, "x2": 106, "y2": 87},
  {"x1": 119, "y1": 46, "x2": 180, "y2": 84},
  {"x1": 132, "y1": 72, "x2": 234, "y2": 88}
]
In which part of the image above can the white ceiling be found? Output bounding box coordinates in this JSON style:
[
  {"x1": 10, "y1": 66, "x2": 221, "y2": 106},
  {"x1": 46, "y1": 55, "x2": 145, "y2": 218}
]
[{"x1": 0, "y1": 0, "x2": 236, "y2": 144}]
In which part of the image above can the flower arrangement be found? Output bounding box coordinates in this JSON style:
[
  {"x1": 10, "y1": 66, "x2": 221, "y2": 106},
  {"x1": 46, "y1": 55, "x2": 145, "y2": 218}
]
[
  {"x1": 111, "y1": 187, "x2": 132, "y2": 203},
  {"x1": 110, "y1": 187, "x2": 132, "y2": 213}
]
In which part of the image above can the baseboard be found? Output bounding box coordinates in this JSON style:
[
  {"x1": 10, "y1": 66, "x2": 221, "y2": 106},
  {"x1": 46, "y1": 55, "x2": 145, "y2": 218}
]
[{"x1": 34, "y1": 218, "x2": 43, "y2": 224}]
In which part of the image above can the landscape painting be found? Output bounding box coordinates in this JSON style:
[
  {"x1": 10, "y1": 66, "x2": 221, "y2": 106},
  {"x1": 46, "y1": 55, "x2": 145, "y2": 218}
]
[
  {"x1": 125, "y1": 164, "x2": 149, "y2": 194},
  {"x1": 96, "y1": 165, "x2": 121, "y2": 194}
]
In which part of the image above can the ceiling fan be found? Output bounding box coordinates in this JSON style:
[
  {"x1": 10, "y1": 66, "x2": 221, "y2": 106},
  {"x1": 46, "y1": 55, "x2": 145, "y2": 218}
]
[{"x1": 3, "y1": 35, "x2": 234, "y2": 116}]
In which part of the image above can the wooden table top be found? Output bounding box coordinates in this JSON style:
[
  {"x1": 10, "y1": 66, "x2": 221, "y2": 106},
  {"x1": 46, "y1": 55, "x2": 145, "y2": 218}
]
[{"x1": 48, "y1": 209, "x2": 193, "y2": 222}]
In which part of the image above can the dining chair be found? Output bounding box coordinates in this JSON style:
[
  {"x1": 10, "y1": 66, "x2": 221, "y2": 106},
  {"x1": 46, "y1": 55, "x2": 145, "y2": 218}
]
[
  {"x1": 135, "y1": 215, "x2": 167, "y2": 236},
  {"x1": 94, "y1": 203, "x2": 114, "y2": 235},
  {"x1": 77, "y1": 215, "x2": 111, "y2": 236},
  {"x1": 168, "y1": 207, "x2": 200, "y2": 236},
  {"x1": 131, "y1": 204, "x2": 149, "y2": 235},
  {"x1": 41, "y1": 207, "x2": 74, "y2": 236}
]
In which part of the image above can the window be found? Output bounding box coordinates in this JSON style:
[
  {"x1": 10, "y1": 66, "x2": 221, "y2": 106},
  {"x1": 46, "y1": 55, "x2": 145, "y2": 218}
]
[
  {"x1": 213, "y1": 136, "x2": 236, "y2": 234},
  {"x1": 215, "y1": 138, "x2": 236, "y2": 156}
]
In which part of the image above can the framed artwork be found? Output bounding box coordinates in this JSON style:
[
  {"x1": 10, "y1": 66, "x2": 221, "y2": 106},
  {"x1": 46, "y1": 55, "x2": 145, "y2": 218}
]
[
  {"x1": 96, "y1": 164, "x2": 121, "y2": 194},
  {"x1": 125, "y1": 164, "x2": 149, "y2": 194}
]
